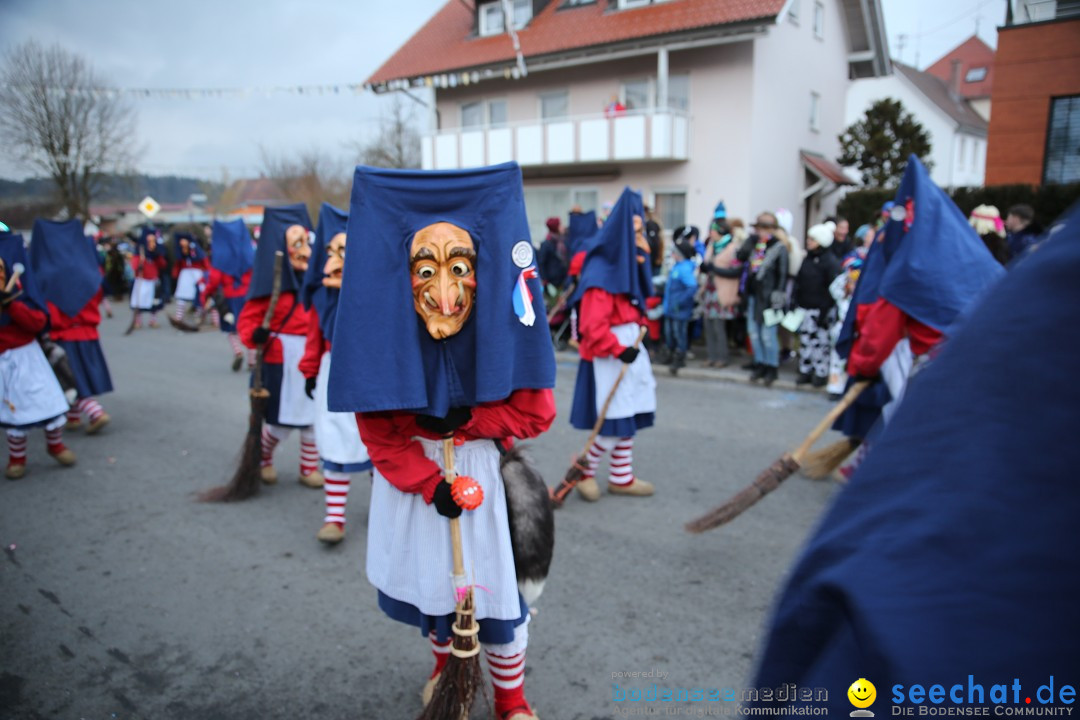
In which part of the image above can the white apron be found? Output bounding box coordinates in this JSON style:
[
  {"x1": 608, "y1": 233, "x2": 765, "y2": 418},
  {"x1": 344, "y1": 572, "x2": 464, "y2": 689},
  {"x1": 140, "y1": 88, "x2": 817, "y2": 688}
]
[
  {"x1": 0, "y1": 342, "x2": 71, "y2": 427},
  {"x1": 174, "y1": 268, "x2": 203, "y2": 302},
  {"x1": 592, "y1": 322, "x2": 656, "y2": 421},
  {"x1": 275, "y1": 334, "x2": 315, "y2": 427},
  {"x1": 314, "y1": 351, "x2": 370, "y2": 466},
  {"x1": 129, "y1": 277, "x2": 157, "y2": 310},
  {"x1": 366, "y1": 438, "x2": 520, "y2": 621},
  {"x1": 880, "y1": 337, "x2": 914, "y2": 425}
]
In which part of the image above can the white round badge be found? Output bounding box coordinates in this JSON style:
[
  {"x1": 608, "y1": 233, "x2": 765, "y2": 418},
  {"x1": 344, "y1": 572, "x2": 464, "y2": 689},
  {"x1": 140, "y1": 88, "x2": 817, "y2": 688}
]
[{"x1": 511, "y1": 240, "x2": 534, "y2": 268}]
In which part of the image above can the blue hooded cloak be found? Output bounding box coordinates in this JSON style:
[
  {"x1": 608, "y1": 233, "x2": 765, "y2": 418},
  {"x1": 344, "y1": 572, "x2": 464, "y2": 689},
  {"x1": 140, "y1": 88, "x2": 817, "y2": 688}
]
[
  {"x1": 248, "y1": 203, "x2": 312, "y2": 300},
  {"x1": 327, "y1": 163, "x2": 555, "y2": 416},
  {"x1": 568, "y1": 187, "x2": 653, "y2": 310},
  {"x1": 0, "y1": 231, "x2": 48, "y2": 327},
  {"x1": 210, "y1": 218, "x2": 254, "y2": 282},
  {"x1": 30, "y1": 219, "x2": 101, "y2": 317},
  {"x1": 752, "y1": 202, "x2": 1080, "y2": 712},
  {"x1": 302, "y1": 203, "x2": 348, "y2": 344}
]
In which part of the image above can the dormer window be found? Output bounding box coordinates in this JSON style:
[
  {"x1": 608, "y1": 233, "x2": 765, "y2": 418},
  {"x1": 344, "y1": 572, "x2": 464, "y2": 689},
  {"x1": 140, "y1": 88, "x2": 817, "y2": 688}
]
[
  {"x1": 617, "y1": 0, "x2": 672, "y2": 8},
  {"x1": 965, "y1": 67, "x2": 988, "y2": 83},
  {"x1": 479, "y1": 0, "x2": 532, "y2": 36}
]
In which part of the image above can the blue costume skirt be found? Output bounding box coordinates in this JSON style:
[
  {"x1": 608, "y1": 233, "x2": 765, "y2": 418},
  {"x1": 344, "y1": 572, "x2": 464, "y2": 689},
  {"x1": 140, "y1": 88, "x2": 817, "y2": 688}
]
[
  {"x1": 570, "y1": 359, "x2": 655, "y2": 437},
  {"x1": 832, "y1": 375, "x2": 892, "y2": 439},
  {"x1": 255, "y1": 363, "x2": 310, "y2": 429},
  {"x1": 219, "y1": 296, "x2": 245, "y2": 334},
  {"x1": 57, "y1": 339, "x2": 113, "y2": 398},
  {"x1": 378, "y1": 590, "x2": 529, "y2": 645}
]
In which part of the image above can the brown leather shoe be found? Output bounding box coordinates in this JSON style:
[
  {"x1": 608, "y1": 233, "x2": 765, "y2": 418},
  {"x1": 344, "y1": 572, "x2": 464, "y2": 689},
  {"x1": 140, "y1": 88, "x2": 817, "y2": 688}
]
[
  {"x1": 575, "y1": 476, "x2": 601, "y2": 501},
  {"x1": 316, "y1": 522, "x2": 344, "y2": 544},
  {"x1": 49, "y1": 448, "x2": 77, "y2": 466},
  {"x1": 5, "y1": 463, "x2": 25, "y2": 480},
  {"x1": 299, "y1": 469, "x2": 324, "y2": 488},
  {"x1": 260, "y1": 465, "x2": 278, "y2": 484},
  {"x1": 64, "y1": 419, "x2": 82, "y2": 432},
  {"x1": 421, "y1": 674, "x2": 439, "y2": 706},
  {"x1": 86, "y1": 414, "x2": 111, "y2": 435},
  {"x1": 608, "y1": 477, "x2": 654, "y2": 496}
]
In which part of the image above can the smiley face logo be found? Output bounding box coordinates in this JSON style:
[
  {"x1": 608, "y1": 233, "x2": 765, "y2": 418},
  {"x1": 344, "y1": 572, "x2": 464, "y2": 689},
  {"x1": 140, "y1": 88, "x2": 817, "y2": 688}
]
[{"x1": 848, "y1": 679, "x2": 876, "y2": 716}]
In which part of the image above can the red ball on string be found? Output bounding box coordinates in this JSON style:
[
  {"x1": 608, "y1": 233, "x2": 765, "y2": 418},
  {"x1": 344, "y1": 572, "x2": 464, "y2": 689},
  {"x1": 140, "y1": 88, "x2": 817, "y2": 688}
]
[{"x1": 451, "y1": 475, "x2": 484, "y2": 511}]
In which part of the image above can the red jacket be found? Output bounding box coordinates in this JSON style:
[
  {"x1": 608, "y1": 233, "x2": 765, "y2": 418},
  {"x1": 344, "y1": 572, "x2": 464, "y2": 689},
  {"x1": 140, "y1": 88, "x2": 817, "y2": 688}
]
[
  {"x1": 299, "y1": 308, "x2": 328, "y2": 380},
  {"x1": 172, "y1": 253, "x2": 209, "y2": 279},
  {"x1": 200, "y1": 268, "x2": 251, "y2": 304},
  {"x1": 237, "y1": 292, "x2": 310, "y2": 364},
  {"x1": 357, "y1": 388, "x2": 556, "y2": 504},
  {"x1": 577, "y1": 288, "x2": 645, "y2": 361},
  {"x1": 131, "y1": 253, "x2": 167, "y2": 281},
  {"x1": 48, "y1": 289, "x2": 103, "y2": 342},
  {"x1": 0, "y1": 301, "x2": 47, "y2": 353},
  {"x1": 848, "y1": 298, "x2": 944, "y2": 378}
]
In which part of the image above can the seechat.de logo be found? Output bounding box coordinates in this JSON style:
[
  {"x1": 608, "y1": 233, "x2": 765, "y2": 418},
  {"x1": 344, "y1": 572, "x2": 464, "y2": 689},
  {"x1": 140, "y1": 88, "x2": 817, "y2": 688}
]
[{"x1": 850, "y1": 678, "x2": 878, "y2": 717}]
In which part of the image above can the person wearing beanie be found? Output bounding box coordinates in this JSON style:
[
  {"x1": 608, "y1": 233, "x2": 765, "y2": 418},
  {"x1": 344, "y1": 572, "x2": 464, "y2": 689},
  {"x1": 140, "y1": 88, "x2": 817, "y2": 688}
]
[
  {"x1": 793, "y1": 222, "x2": 843, "y2": 387},
  {"x1": 968, "y1": 204, "x2": 1009, "y2": 266},
  {"x1": 701, "y1": 216, "x2": 744, "y2": 368},
  {"x1": 661, "y1": 226, "x2": 699, "y2": 375},
  {"x1": 537, "y1": 216, "x2": 568, "y2": 295}
]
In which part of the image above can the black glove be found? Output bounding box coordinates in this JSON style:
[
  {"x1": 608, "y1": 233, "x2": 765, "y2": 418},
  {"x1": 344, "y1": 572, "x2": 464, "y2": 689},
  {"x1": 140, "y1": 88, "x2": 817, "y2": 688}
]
[
  {"x1": 853, "y1": 373, "x2": 880, "y2": 384},
  {"x1": 304, "y1": 376, "x2": 317, "y2": 399},
  {"x1": 617, "y1": 347, "x2": 640, "y2": 364},
  {"x1": 415, "y1": 406, "x2": 473, "y2": 436},
  {"x1": 432, "y1": 481, "x2": 462, "y2": 519},
  {"x1": 251, "y1": 326, "x2": 270, "y2": 345}
]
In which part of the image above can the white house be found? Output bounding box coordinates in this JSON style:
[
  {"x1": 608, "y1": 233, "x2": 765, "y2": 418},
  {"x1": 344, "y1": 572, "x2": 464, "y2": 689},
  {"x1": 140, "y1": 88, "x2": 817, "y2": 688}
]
[
  {"x1": 366, "y1": 0, "x2": 889, "y2": 242},
  {"x1": 845, "y1": 61, "x2": 989, "y2": 188}
]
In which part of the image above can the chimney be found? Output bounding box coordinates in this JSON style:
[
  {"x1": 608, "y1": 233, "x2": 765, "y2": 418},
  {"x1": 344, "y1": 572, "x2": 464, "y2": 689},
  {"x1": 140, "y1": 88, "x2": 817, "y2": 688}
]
[{"x1": 949, "y1": 59, "x2": 963, "y2": 100}]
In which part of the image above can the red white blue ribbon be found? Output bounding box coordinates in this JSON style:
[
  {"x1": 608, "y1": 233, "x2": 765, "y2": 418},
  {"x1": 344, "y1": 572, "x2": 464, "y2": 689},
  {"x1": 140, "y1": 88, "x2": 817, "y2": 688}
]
[{"x1": 512, "y1": 266, "x2": 538, "y2": 326}]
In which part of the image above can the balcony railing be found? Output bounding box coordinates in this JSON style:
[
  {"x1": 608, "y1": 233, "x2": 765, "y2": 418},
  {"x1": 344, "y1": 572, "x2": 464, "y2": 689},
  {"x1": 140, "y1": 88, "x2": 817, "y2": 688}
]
[{"x1": 421, "y1": 109, "x2": 690, "y2": 170}]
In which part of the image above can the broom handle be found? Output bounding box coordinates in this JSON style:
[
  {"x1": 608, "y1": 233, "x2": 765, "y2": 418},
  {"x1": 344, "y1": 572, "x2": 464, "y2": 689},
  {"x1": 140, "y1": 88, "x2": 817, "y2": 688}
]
[
  {"x1": 580, "y1": 325, "x2": 649, "y2": 454},
  {"x1": 252, "y1": 251, "x2": 284, "y2": 394},
  {"x1": 545, "y1": 279, "x2": 577, "y2": 323},
  {"x1": 791, "y1": 380, "x2": 870, "y2": 463},
  {"x1": 443, "y1": 437, "x2": 466, "y2": 579}
]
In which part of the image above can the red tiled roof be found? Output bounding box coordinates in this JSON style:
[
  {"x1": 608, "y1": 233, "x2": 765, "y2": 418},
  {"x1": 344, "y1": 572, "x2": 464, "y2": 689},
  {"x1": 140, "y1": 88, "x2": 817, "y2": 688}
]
[
  {"x1": 800, "y1": 151, "x2": 855, "y2": 186},
  {"x1": 367, "y1": 0, "x2": 785, "y2": 86},
  {"x1": 925, "y1": 35, "x2": 995, "y2": 100}
]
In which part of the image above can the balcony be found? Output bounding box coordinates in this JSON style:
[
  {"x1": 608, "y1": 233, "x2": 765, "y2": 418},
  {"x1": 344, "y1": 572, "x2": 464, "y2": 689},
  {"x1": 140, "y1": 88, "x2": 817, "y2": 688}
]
[{"x1": 421, "y1": 109, "x2": 690, "y2": 170}]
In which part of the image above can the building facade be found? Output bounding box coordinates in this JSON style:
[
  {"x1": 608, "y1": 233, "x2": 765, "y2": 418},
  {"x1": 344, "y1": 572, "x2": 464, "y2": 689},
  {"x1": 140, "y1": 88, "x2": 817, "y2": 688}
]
[{"x1": 367, "y1": 0, "x2": 888, "y2": 243}]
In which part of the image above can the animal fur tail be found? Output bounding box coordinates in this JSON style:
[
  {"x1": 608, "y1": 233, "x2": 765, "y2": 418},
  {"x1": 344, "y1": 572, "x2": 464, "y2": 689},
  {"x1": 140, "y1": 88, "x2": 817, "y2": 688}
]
[{"x1": 500, "y1": 444, "x2": 554, "y2": 606}]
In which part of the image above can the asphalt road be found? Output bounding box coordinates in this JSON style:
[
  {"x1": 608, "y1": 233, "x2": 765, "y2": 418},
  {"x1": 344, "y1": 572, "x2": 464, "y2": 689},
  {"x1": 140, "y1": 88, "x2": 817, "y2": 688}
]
[{"x1": 0, "y1": 308, "x2": 845, "y2": 720}]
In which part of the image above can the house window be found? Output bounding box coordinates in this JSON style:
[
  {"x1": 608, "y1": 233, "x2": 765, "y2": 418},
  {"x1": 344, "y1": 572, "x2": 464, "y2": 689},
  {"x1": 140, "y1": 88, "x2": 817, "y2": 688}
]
[
  {"x1": 788, "y1": 0, "x2": 800, "y2": 24},
  {"x1": 462, "y1": 102, "x2": 485, "y2": 129},
  {"x1": 462, "y1": 99, "x2": 508, "y2": 129},
  {"x1": 618, "y1": 0, "x2": 652, "y2": 7},
  {"x1": 489, "y1": 99, "x2": 508, "y2": 127},
  {"x1": 571, "y1": 188, "x2": 599, "y2": 213},
  {"x1": 654, "y1": 191, "x2": 687, "y2": 233},
  {"x1": 813, "y1": 1, "x2": 824, "y2": 38},
  {"x1": 540, "y1": 90, "x2": 569, "y2": 121},
  {"x1": 478, "y1": 0, "x2": 531, "y2": 37},
  {"x1": 1045, "y1": 95, "x2": 1080, "y2": 184},
  {"x1": 809, "y1": 91, "x2": 820, "y2": 132},
  {"x1": 666, "y1": 74, "x2": 690, "y2": 111},
  {"x1": 621, "y1": 79, "x2": 651, "y2": 111},
  {"x1": 523, "y1": 187, "x2": 571, "y2": 243},
  {"x1": 965, "y1": 67, "x2": 988, "y2": 83}
]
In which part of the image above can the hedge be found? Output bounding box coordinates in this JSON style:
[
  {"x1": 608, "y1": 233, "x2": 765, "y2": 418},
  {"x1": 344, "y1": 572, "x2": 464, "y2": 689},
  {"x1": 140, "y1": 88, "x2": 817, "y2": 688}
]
[{"x1": 837, "y1": 182, "x2": 1080, "y2": 230}]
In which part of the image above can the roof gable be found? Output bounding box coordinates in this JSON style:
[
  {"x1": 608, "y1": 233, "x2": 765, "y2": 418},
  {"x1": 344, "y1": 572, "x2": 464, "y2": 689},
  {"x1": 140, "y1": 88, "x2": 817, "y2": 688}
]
[
  {"x1": 366, "y1": 0, "x2": 786, "y2": 88},
  {"x1": 894, "y1": 62, "x2": 988, "y2": 136},
  {"x1": 924, "y1": 35, "x2": 995, "y2": 99}
]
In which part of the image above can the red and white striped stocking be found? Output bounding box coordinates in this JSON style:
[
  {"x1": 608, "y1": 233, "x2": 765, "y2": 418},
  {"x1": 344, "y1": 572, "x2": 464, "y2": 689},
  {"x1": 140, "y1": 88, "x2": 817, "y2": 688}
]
[
  {"x1": 429, "y1": 630, "x2": 451, "y2": 679},
  {"x1": 299, "y1": 427, "x2": 318, "y2": 477},
  {"x1": 7, "y1": 430, "x2": 27, "y2": 467},
  {"x1": 323, "y1": 469, "x2": 351, "y2": 526},
  {"x1": 583, "y1": 436, "x2": 614, "y2": 479},
  {"x1": 227, "y1": 332, "x2": 244, "y2": 356},
  {"x1": 609, "y1": 437, "x2": 635, "y2": 486},
  {"x1": 174, "y1": 299, "x2": 190, "y2": 322},
  {"x1": 45, "y1": 426, "x2": 67, "y2": 455},
  {"x1": 260, "y1": 424, "x2": 291, "y2": 468},
  {"x1": 76, "y1": 397, "x2": 106, "y2": 423},
  {"x1": 484, "y1": 623, "x2": 531, "y2": 720}
]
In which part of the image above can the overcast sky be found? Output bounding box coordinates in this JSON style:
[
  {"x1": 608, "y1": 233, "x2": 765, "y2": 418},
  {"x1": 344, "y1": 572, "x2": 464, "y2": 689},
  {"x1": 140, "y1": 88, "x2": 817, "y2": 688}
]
[{"x1": 0, "y1": 0, "x2": 1003, "y2": 182}]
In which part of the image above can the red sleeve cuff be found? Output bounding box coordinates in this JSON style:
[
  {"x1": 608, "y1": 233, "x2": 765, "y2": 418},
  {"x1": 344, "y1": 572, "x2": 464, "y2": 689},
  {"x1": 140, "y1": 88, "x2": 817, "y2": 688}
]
[{"x1": 420, "y1": 475, "x2": 445, "y2": 504}]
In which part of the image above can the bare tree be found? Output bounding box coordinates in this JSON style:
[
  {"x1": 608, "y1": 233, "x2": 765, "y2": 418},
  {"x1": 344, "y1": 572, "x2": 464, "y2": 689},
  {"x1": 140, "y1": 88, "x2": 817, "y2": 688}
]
[
  {"x1": 356, "y1": 95, "x2": 422, "y2": 169},
  {"x1": 258, "y1": 147, "x2": 351, "y2": 220},
  {"x1": 0, "y1": 40, "x2": 139, "y2": 221}
]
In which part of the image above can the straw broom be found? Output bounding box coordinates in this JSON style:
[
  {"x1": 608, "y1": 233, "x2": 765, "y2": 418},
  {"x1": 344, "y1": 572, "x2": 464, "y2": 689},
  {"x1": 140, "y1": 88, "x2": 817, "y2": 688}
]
[
  {"x1": 200, "y1": 251, "x2": 284, "y2": 503},
  {"x1": 549, "y1": 326, "x2": 648, "y2": 508},
  {"x1": 800, "y1": 437, "x2": 860, "y2": 479},
  {"x1": 685, "y1": 380, "x2": 870, "y2": 533},
  {"x1": 417, "y1": 437, "x2": 485, "y2": 720}
]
